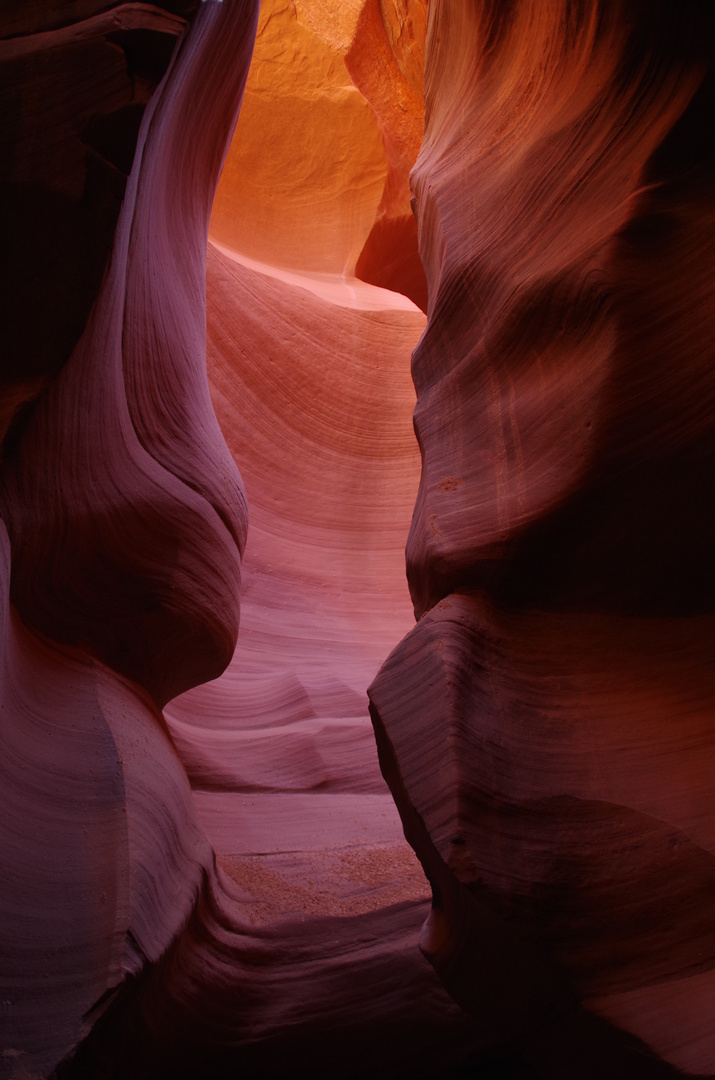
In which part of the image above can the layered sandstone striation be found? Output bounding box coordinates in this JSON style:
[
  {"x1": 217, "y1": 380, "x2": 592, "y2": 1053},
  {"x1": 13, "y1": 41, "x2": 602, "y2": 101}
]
[
  {"x1": 3, "y1": 0, "x2": 715, "y2": 1075},
  {"x1": 0, "y1": 1, "x2": 257, "y2": 1072},
  {"x1": 0, "y1": 0, "x2": 480, "y2": 1076},
  {"x1": 165, "y1": 240, "x2": 424, "y2": 794},
  {"x1": 370, "y1": 1, "x2": 715, "y2": 1075}
]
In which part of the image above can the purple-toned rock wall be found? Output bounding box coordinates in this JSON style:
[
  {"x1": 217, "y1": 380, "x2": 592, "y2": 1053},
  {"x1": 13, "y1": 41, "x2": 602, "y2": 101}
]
[{"x1": 2, "y1": 1, "x2": 714, "y2": 1076}]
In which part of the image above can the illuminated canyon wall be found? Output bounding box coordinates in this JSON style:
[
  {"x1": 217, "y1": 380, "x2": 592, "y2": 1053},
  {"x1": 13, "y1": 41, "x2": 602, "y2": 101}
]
[
  {"x1": 1, "y1": 0, "x2": 715, "y2": 1077},
  {"x1": 371, "y1": 1, "x2": 715, "y2": 1075}
]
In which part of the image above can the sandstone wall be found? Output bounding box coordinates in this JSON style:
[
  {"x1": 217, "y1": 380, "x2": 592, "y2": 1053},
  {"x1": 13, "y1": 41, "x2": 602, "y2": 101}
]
[
  {"x1": 2, "y1": 0, "x2": 715, "y2": 1076},
  {"x1": 370, "y1": 2, "x2": 715, "y2": 1074}
]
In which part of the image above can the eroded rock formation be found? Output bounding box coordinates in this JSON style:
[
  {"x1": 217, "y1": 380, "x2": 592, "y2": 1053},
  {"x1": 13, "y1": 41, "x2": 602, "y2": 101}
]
[
  {"x1": 0, "y1": 1, "x2": 257, "y2": 1072},
  {"x1": 0, "y1": 0, "x2": 200, "y2": 435},
  {"x1": 370, "y1": 1, "x2": 715, "y2": 1075},
  {"x1": 0, "y1": 1, "x2": 476, "y2": 1076},
  {"x1": 347, "y1": 0, "x2": 428, "y2": 309},
  {"x1": 2, "y1": 0, "x2": 715, "y2": 1076},
  {"x1": 210, "y1": 0, "x2": 428, "y2": 307},
  {"x1": 164, "y1": 240, "x2": 423, "y2": 794}
]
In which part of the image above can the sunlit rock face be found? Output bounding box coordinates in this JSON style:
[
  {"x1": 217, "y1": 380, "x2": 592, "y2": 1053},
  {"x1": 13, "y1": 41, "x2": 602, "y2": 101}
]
[
  {"x1": 0, "y1": 1, "x2": 480, "y2": 1077},
  {"x1": 210, "y1": 0, "x2": 428, "y2": 306},
  {"x1": 210, "y1": 0, "x2": 385, "y2": 274},
  {"x1": 370, "y1": 0, "x2": 715, "y2": 1075},
  {"x1": 165, "y1": 241, "x2": 423, "y2": 795},
  {"x1": 3, "y1": 0, "x2": 715, "y2": 1075},
  {"x1": 347, "y1": 0, "x2": 429, "y2": 309}
]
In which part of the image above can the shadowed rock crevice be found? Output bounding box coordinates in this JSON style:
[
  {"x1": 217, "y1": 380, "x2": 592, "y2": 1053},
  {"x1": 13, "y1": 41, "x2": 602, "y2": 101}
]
[{"x1": 0, "y1": 5, "x2": 192, "y2": 401}]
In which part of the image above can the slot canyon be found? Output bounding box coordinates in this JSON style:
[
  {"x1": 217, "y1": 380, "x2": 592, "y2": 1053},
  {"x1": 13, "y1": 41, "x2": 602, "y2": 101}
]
[{"x1": 1, "y1": 0, "x2": 714, "y2": 1076}]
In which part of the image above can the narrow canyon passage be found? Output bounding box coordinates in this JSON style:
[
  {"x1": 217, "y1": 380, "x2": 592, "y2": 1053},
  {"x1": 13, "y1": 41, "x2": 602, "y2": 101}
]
[
  {"x1": 165, "y1": 0, "x2": 430, "y2": 923},
  {"x1": 1, "y1": 4, "x2": 485, "y2": 1076},
  {"x1": 2, "y1": 0, "x2": 715, "y2": 1076},
  {"x1": 164, "y1": 248, "x2": 428, "y2": 910},
  {"x1": 113, "y1": 5, "x2": 489, "y2": 1074}
]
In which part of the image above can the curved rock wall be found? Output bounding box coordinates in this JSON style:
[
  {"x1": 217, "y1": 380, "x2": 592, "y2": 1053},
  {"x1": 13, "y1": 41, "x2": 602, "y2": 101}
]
[
  {"x1": 1, "y1": 2, "x2": 253, "y2": 707},
  {"x1": 370, "y1": 1, "x2": 715, "y2": 1075},
  {"x1": 210, "y1": 0, "x2": 428, "y2": 307},
  {"x1": 164, "y1": 241, "x2": 423, "y2": 794},
  {"x1": 0, "y1": 1, "x2": 479, "y2": 1076},
  {"x1": 3, "y1": 0, "x2": 715, "y2": 1075},
  {"x1": 0, "y1": 0, "x2": 198, "y2": 431},
  {"x1": 0, "y1": 2, "x2": 257, "y2": 1073}
]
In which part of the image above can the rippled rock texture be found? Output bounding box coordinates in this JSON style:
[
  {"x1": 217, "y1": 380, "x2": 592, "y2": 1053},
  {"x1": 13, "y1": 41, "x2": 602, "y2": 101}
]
[
  {"x1": 370, "y1": 1, "x2": 715, "y2": 1075},
  {"x1": 3, "y1": 0, "x2": 715, "y2": 1076},
  {"x1": 0, "y1": 1, "x2": 474, "y2": 1077},
  {"x1": 0, "y1": 1, "x2": 254, "y2": 1074}
]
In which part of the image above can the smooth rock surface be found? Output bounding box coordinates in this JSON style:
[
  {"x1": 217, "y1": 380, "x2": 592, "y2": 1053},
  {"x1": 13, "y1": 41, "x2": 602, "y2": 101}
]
[
  {"x1": 4, "y1": 0, "x2": 715, "y2": 1075},
  {"x1": 1, "y1": 2, "x2": 257, "y2": 1073},
  {"x1": 209, "y1": 0, "x2": 387, "y2": 275},
  {"x1": 165, "y1": 240, "x2": 423, "y2": 795},
  {"x1": 0, "y1": 1, "x2": 483, "y2": 1076},
  {"x1": 370, "y1": 1, "x2": 715, "y2": 1074},
  {"x1": 0, "y1": 0, "x2": 197, "y2": 426}
]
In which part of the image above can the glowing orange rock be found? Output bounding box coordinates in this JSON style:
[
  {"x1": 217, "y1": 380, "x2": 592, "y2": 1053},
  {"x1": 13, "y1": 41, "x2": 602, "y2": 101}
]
[
  {"x1": 210, "y1": 0, "x2": 388, "y2": 274},
  {"x1": 347, "y1": 0, "x2": 428, "y2": 309}
]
